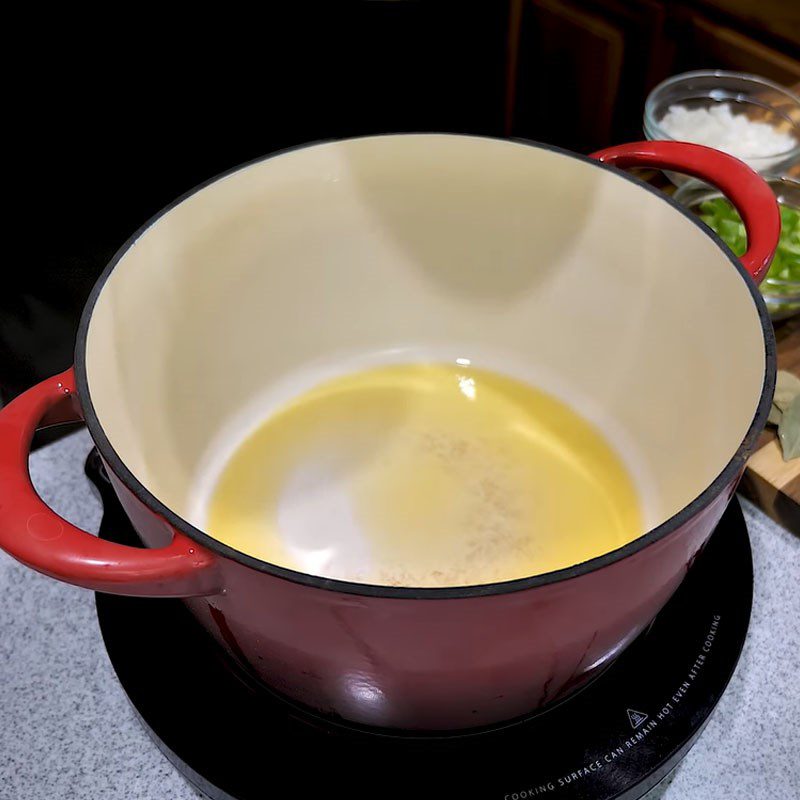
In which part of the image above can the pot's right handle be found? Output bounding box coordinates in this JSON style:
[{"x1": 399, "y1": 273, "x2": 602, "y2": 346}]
[
  {"x1": 590, "y1": 141, "x2": 781, "y2": 284},
  {"x1": 0, "y1": 369, "x2": 222, "y2": 597}
]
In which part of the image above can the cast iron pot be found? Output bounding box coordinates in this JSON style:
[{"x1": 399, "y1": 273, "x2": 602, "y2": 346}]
[{"x1": 0, "y1": 136, "x2": 778, "y2": 730}]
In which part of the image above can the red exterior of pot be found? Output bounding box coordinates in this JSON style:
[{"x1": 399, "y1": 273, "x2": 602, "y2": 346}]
[
  {"x1": 108, "y1": 463, "x2": 736, "y2": 729},
  {"x1": 0, "y1": 138, "x2": 778, "y2": 731}
]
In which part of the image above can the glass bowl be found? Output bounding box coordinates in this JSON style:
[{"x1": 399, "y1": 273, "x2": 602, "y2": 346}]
[
  {"x1": 673, "y1": 174, "x2": 800, "y2": 321},
  {"x1": 644, "y1": 70, "x2": 800, "y2": 185}
]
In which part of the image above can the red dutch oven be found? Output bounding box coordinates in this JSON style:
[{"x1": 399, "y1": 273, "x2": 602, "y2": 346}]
[{"x1": 0, "y1": 136, "x2": 778, "y2": 730}]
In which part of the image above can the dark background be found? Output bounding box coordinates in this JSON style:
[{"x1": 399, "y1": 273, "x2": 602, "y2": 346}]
[{"x1": 5, "y1": 0, "x2": 799, "y2": 404}]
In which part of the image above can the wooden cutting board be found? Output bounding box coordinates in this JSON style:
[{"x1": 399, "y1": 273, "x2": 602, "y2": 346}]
[{"x1": 740, "y1": 315, "x2": 800, "y2": 533}]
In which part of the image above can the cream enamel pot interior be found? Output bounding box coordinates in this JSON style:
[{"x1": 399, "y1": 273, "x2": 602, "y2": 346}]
[{"x1": 0, "y1": 135, "x2": 778, "y2": 730}]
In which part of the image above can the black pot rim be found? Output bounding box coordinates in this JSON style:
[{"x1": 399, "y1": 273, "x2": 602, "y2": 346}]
[{"x1": 73, "y1": 133, "x2": 777, "y2": 600}]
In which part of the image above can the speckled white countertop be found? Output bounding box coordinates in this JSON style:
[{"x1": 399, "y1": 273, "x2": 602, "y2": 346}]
[{"x1": 1, "y1": 430, "x2": 798, "y2": 799}]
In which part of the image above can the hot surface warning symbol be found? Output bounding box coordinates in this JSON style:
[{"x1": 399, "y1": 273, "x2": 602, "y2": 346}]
[{"x1": 627, "y1": 709, "x2": 649, "y2": 729}]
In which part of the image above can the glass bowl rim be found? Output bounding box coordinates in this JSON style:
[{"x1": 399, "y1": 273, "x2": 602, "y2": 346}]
[{"x1": 644, "y1": 69, "x2": 800, "y2": 161}]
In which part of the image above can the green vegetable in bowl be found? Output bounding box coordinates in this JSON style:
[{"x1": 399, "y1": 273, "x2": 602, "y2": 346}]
[{"x1": 699, "y1": 197, "x2": 800, "y2": 286}]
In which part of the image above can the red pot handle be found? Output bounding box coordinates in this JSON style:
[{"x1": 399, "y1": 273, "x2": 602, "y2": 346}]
[
  {"x1": 590, "y1": 141, "x2": 781, "y2": 285},
  {"x1": 0, "y1": 368, "x2": 222, "y2": 597}
]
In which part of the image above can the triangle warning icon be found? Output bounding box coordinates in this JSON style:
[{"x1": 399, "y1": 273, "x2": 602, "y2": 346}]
[{"x1": 627, "y1": 708, "x2": 649, "y2": 729}]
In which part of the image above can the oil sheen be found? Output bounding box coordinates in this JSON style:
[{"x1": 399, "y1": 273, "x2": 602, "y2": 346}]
[{"x1": 205, "y1": 363, "x2": 643, "y2": 587}]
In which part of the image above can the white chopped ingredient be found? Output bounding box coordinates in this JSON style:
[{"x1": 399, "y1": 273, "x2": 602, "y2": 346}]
[{"x1": 659, "y1": 103, "x2": 797, "y2": 164}]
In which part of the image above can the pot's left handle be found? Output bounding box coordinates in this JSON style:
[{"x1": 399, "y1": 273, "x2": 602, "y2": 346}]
[{"x1": 0, "y1": 368, "x2": 222, "y2": 597}]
